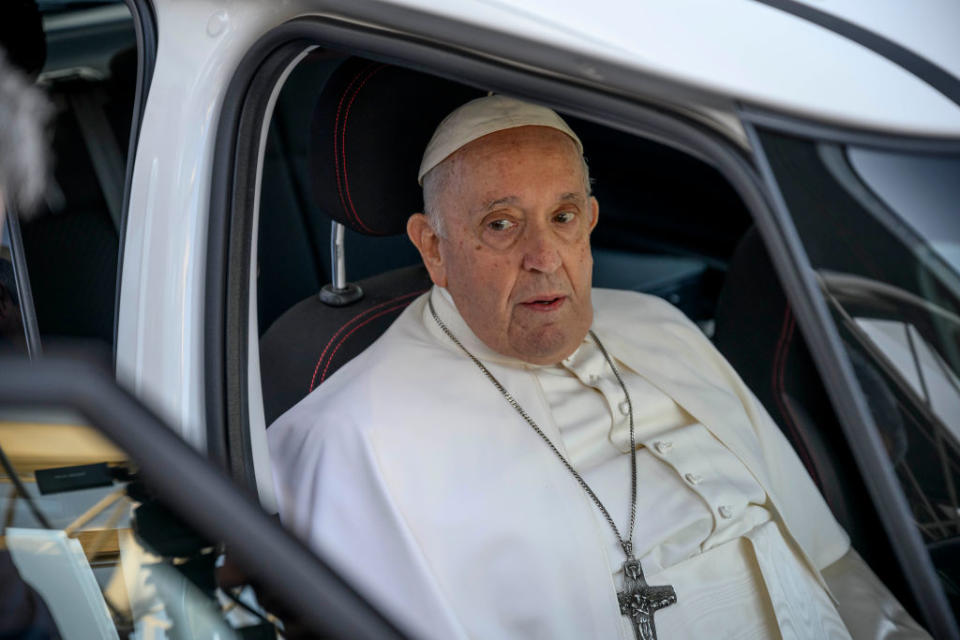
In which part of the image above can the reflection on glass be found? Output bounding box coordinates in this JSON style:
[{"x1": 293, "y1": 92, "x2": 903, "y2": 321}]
[{"x1": 0, "y1": 418, "x2": 280, "y2": 639}]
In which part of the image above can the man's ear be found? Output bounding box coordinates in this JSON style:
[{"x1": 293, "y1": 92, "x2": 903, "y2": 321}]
[
  {"x1": 407, "y1": 213, "x2": 447, "y2": 288},
  {"x1": 588, "y1": 196, "x2": 600, "y2": 233}
]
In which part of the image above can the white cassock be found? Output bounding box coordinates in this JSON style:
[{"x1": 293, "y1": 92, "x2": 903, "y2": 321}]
[{"x1": 269, "y1": 286, "x2": 928, "y2": 639}]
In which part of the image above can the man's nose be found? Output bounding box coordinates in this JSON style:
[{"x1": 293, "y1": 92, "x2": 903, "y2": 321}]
[{"x1": 520, "y1": 227, "x2": 562, "y2": 273}]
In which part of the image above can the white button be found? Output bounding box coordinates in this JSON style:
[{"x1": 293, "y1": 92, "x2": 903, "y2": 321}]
[
  {"x1": 654, "y1": 441, "x2": 672, "y2": 454},
  {"x1": 587, "y1": 374, "x2": 600, "y2": 385},
  {"x1": 618, "y1": 399, "x2": 630, "y2": 416},
  {"x1": 718, "y1": 505, "x2": 733, "y2": 519},
  {"x1": 563, "y1": 356, "x2": 574, "y2": 366},
  {"x1": 684, "y1": 473, "x2": 702, "y2": 485}
]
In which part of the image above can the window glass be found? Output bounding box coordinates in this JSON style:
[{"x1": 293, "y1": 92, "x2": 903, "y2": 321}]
[
  {"x1": 0, "y1": 415, "x2": 285, "y2": 638},
  {"x1": 13, "y1": 0, "x2": 137, "y2": 350},
  {"x1": 846, "y1": 149, "x2": 960, "y2": 274},
  {"x1": 759, "y1": 129, "x2": 960, "y2": 605},
  {"x1": 0, "y1": 219, "x2": 28, "y2": 354}
]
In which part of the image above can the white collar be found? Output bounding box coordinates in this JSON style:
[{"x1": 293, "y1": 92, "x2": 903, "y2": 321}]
[{"x1": 423, "y1": 285, "x2": 587, "y2": 369}]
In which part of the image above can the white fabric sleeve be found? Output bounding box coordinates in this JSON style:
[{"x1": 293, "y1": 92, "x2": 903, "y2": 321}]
[
  {"x1": 269, "y1": 413, "x2": 469, "y2": 640},
  {"x1": 822, "y1": 549, "x2": 931, "y2": 639}
]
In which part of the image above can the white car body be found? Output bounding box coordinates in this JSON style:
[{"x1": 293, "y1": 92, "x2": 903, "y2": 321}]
[{"x1": 118, "y1": 0, "x2": 960, "y2": 459}]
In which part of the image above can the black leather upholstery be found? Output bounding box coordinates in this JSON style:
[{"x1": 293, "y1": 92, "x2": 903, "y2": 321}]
[
  {"x1": 261, "y1": 264, "x2": 431, "y2": 425},
  {"x1": 309, "y1": 57, "x2": 482, "y2": 236}
]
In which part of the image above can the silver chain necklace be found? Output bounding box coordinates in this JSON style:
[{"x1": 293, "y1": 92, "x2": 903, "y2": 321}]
[{"x1": 428, "y1": 298, "x2": 677, "y2": 640}]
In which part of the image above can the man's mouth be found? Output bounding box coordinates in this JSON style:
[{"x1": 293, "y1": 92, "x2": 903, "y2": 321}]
[{"x1": 520, "y1": 296, "x2": 567, "y2": 311}]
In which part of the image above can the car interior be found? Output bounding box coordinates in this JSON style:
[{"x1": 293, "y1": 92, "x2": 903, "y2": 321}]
[
  {"x1": 3, "y1": 0, "x2": 959, "y2": 633},
  {"x1": 253, "y1": 50, "x2": 924, "y2": 618}
]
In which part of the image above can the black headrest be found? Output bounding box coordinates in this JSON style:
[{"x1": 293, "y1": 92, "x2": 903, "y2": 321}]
[
  {"x1": 309, "y1": 58, "x2": 483, "y2": 236},
  {"x1": 0, "y1": 0, "x2": 46, "y2": 78}
]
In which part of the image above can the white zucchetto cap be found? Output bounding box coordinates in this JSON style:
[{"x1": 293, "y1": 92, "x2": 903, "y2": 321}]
[{"x1": 417, "y1": 95, "x2": 583, "y2": 185}]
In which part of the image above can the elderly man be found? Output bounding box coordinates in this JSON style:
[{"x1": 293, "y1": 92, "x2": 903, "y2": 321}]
[{"x1": 269, "y1": 96, "x2": 926, "y2": 639}]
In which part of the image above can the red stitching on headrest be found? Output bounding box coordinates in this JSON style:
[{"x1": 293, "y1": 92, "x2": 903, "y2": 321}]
[
  {"x1": 340, "y1": 64, "x2": 386, "y2": 234},
  {"x1": 308, "y1": 289, "x2": 427, "y2": 392},
  {"x1": 319, "y1": 299, "x2": 416, "y2": 385},
  {"x1": 333, "y1": 63, "x2": 378, "y2": 234}
]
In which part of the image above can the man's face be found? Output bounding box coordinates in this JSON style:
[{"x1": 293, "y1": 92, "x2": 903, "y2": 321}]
[{"x1": 410, "y1": 125, "x2": 599, "y2": 365}]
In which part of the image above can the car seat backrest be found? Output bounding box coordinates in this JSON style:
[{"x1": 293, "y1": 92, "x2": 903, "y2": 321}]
[{"x1": 259, "y1": 58, "x2": 482, "y2": 425}]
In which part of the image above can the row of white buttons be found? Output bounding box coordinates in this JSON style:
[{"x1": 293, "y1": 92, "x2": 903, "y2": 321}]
[{"x1": 653, "y1": 441, "x2": 734, "y2": 519}]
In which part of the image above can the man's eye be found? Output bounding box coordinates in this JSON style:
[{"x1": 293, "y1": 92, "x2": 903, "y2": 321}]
[
  {"x1": 488, "y1": 219, "x2": 516, "y2": 232},
  {"x1": 554, "y1": 211, "x2": 576, "y2": 224}
]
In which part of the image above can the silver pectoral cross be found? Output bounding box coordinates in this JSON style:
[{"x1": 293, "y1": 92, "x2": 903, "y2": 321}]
[{"x1": 617, "y1": 557, "x2": 677, "y2": 640}]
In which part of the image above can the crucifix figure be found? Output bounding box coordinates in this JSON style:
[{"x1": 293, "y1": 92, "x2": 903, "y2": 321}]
[{"x1": 617, "y1": 556, "x2": 678, "y2": 640}]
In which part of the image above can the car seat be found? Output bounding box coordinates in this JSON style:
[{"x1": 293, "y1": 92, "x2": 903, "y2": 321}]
[{"x1": 259, "y1": 58, "x2": 482, "y2": 425}]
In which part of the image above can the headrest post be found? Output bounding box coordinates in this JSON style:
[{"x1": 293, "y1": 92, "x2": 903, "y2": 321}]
[
  {"x1": 331, "y1": 221, "x2": 347, "y2": 291},
  {"x1": 319, "y1": 221, "x2": 363, "y2": 307}
]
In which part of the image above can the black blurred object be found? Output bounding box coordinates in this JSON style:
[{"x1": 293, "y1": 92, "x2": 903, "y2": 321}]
[
  {"x1": 132, "y1": 496, "x2": 214, "y2": 558},
  {"x1": 35, "y1": 462, "x2": 112, "y2": 494},
  {"x1": 0, "y1": 550, "x2": 62, "y2": 640},
  {"x1": 237, "y1": 623, "x2": 277, "y2": 640},
  {"x1": 0, "y1": 0, "x2": 46, "y2": 78}
]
